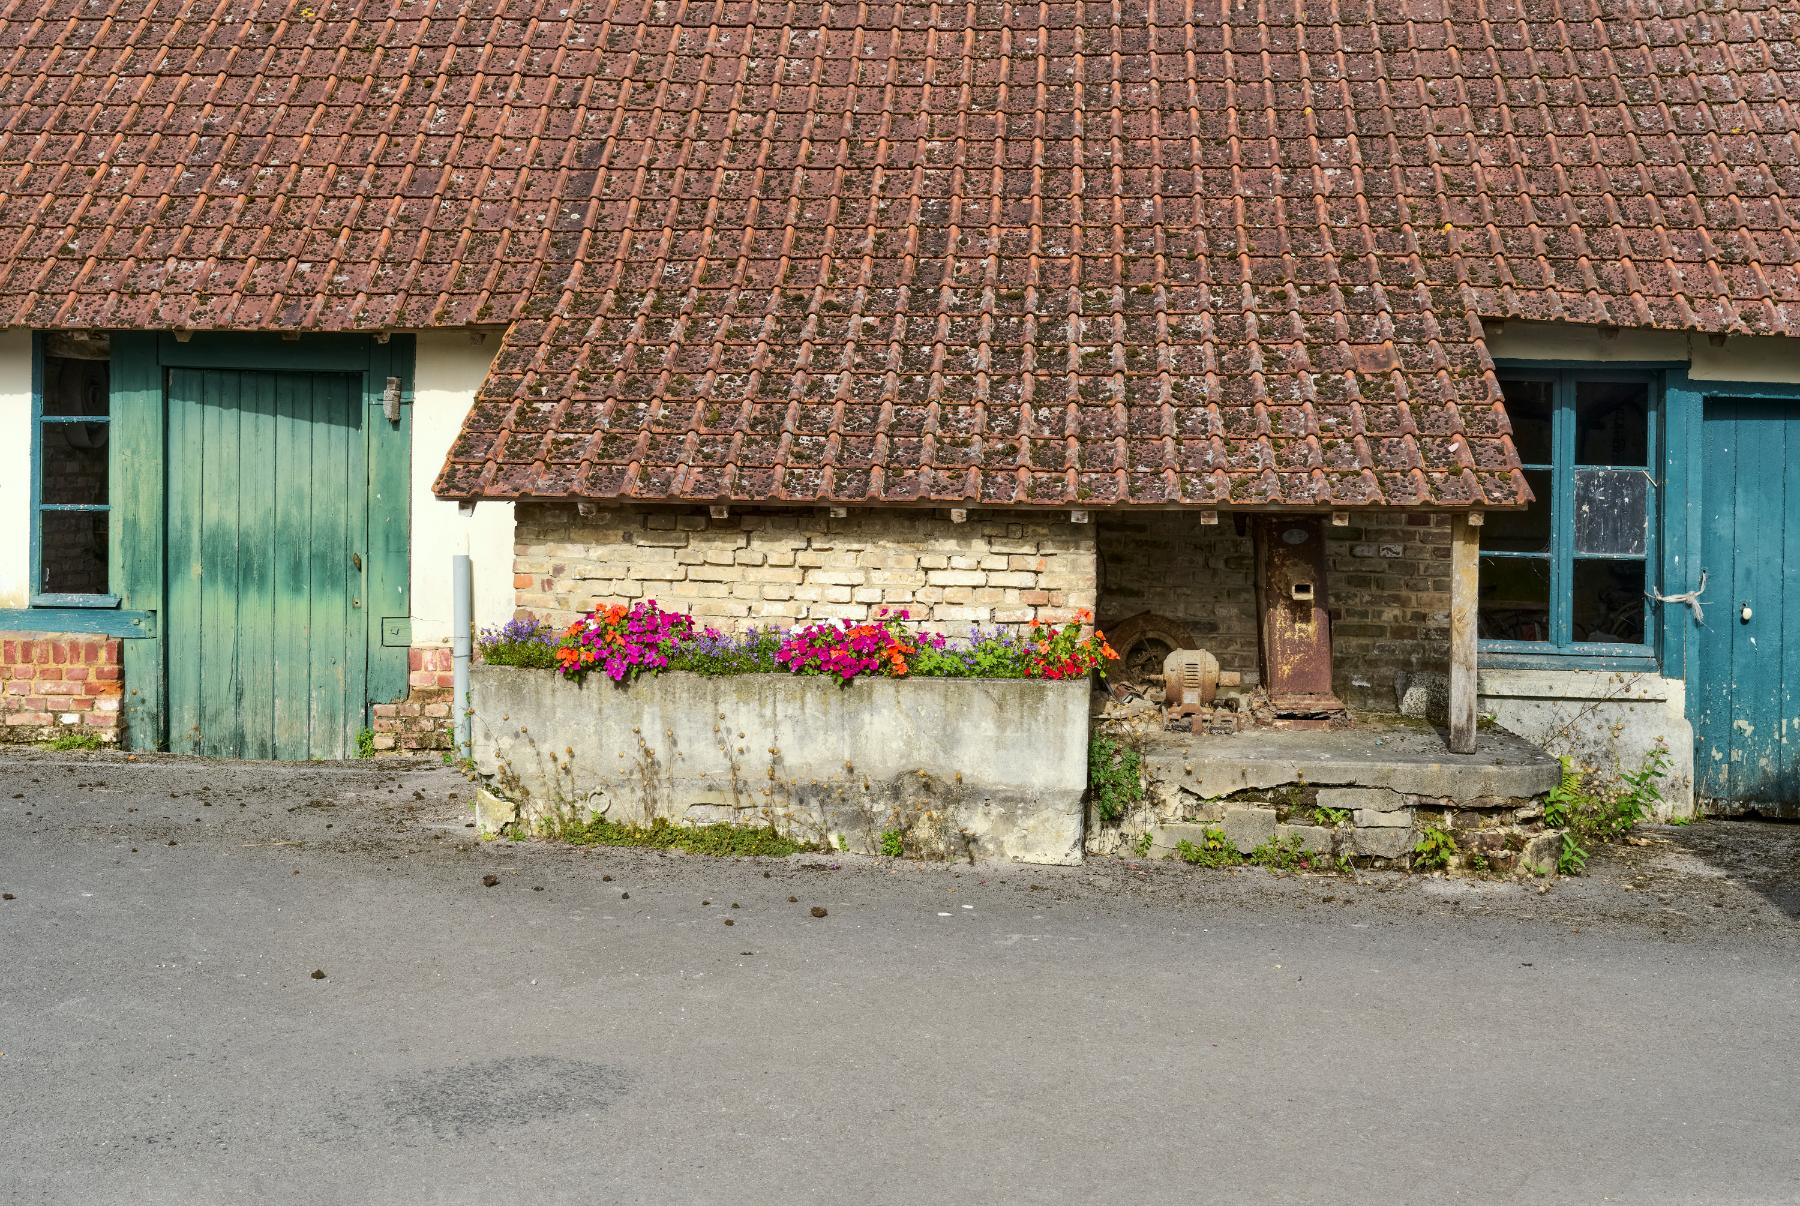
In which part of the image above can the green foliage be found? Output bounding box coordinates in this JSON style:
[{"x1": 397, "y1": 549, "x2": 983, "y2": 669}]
[
  {"x1": 1312, "y1": 805, "x2": 1351, "y2": 827},
  {"x1": 480, "y1": 638, "x2": 557, "y2": 669},
  {"x1": 1542, "y1": 744, "x2": 1670, "y2": 874},
  {"x1": 1087, "y1": 733, "x2": 1144, "y2": 825},
  {"x1": 667, "y1": 631, "x2": 782, "y2": 677},
  {"x1": 477, "y1": 617, "x2": 560, "y2": 668},
  {"x1": 1613, "y1": 743, "x2": 1672, "y2": 832},
  {"x1": 354, "y1": 727, "x2": 376, "y2": 759},
  {"x1": 1134, "y1": 831, "x2": 1155, "y2": 857},
  {"x1": 1412, "y1": 821, "x2": 1458, "y2": 871},
  {"x1": 1556, "y1": 831, "x2": 1589, "y2": 876},
  {"x1": 1176, "y1": 828, "x2": 1241, "y2": 868},
  {"x1": 908, "y1": 636, "x2": 1032, "y2": 679},
  {"x1": 879, "y1": 829, "x2": 904, "y2": 857},
  {"x1": 1468, "y1": 852, "x2": 1491, "y2": 875},
  {"x1": 42, "y1": 730, "x2": 102, "y2": 752},
  {"x1": 1247, "y1": 833, "x2": 1305, "y2": 871},
  {"x1": 542, "y1": 813, "x2": 816, "y2": 858}
]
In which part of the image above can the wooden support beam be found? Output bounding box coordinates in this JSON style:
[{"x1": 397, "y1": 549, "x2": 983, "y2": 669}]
[{"x1": 1448, "y1": 513, "x2": 1480, "y2": 754}]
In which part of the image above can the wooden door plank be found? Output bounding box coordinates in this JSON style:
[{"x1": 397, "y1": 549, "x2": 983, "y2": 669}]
[
  {"x1": 1697, "y1": 404, "x2": 1739, "y2": 801},
  {"x1": 365, "y1": 338, "x2": 413, "y2": 711},
  {"x1": 198, "y1": 369, "x2": 244, "y2": 757},
  {"x1": 1779, "y1": 404, "x2": 1800, "y2": 800},
  {"x1": 164, "y1": 368, "x2": 203, "y2": 754},
  {"x1": 1733, "y1": 403, "x2": 1782, "y2": 800},
  {"x1": 306, "y1": 374, "x2": 350, "y2": 759},
  {"x1": 236, "y1": 370, "x2": 277, "y2": 759},
  {"x1": 343, "y1": 372, "x2": 371, "y2": 754},
  {"x1": 271, "y1": 372, "x2": 313, "y2": 759},
  {"x1": 113, "y1": 335, "x2": 166, "y2": 751}
]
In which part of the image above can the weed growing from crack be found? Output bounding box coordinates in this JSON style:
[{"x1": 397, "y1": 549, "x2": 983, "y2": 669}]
[
  {"x1": 1543, "y1": 744, "x2": 1670, "y2": 874},
  {"x1": 42, "y1": 730, "x2": 102, "y2": 752},
  {"x1": 1087, "y1": 732, "x2": 1143, "y2": 825},
  {"x1": 541, "y1": 814, "x2": 816, "y2": 858},
  {"x1": 1412, "y1": 821, "x2": 1458, "y2": 872},
  {"x1": 1175, "y1": 828, "x2": 1240, "y2": 868}
]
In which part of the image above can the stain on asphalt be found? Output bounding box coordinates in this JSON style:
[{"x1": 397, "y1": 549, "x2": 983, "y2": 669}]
[{"x1": 315, "y1": 1057, "x2": 632, "y2": 1141}]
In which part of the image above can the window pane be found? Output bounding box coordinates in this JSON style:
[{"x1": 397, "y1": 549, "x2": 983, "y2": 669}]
[
  {"x1": 1574, "y1": 468, "x2": 1648, "y2": 556},
  {"x1": 1572, "y1": 559, "x2": 1646, "y2": 644},
  {"x1": 42, "y1": 355, "x2": 110, "y2": 417},
  {"x1": 1479, "y1": 555, "x2": 1551, "y2": 642},
  {"x1": 1500, "y1": 378, "x2": 1554, "y2": 464},
  {"x1": 39, "y1": 510, "x2": 109, "y2": 596},
  {"x1": 40, "y1": 421, "x2": 109, "y2": 506},
  {"x1": 1483, "y1": 468, "x2": 1553, "y2": 552},
  {"x1": 1575, "y1": 380, "x2": 1648, "y2": 466}
]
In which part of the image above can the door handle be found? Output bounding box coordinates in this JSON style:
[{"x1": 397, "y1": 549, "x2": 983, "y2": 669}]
[
  {"x1": 352, "y1": 552, "x2": 363, "y2": 572},
  {"x1": 1741, "y1": 602, "x2": 1752, "y2": 623}
]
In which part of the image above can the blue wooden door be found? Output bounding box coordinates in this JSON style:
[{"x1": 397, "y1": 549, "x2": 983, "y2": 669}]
[
  {"x1": 1697, "y1": 397, "x2": 1800, "y2": 815},
  {"x1": 164, "y1": 368, "x2": 369, "y2": 759}
]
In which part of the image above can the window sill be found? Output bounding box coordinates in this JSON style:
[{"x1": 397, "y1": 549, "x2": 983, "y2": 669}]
[
  {"x1": 28, "y1": 593, "x2": 120, "y2": 609},
  {"x1": 0, "y1": 608, "x2": 155, "y2": 638},
  {"x1": 1478, "y1": 647, "x2": 1660, "y2": 674}
]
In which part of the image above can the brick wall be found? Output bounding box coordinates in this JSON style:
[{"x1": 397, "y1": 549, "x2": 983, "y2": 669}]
[
  {"x1": 1096, "y1": 512, "x2": 1450, "y2": 709},
  {"x1": 1327, "y1": 513, "x2": 1451, "y2": 705},
  {"x1": 1096, "y1": 513, "x2": 1263, "y2": 676},
  {"x1": 0, "y1": 633, "x2": 123, "y2": 743},
  {"x1": 513, "y1": 505, "x2": 1099, "y2": 632},
  {"x1": 371, "y1": 646, "x2": 454, "y2": 752}
]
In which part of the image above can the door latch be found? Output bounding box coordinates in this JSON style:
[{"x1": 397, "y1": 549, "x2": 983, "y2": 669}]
[{"x1": 351, "y1": 552, "x2": 363, "y2": 572}]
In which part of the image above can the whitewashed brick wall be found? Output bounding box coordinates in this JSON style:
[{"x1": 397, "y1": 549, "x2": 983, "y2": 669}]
[{"x1": 514, "y1": 504, "x2": 1098, "y2": 631}]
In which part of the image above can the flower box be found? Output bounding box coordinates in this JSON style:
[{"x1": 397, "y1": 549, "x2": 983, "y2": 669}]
[{"x1": 470, "y1": 666, "x2": 1090, "y2": 865}]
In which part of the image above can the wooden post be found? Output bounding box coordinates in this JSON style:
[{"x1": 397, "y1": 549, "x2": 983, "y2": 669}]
[{"x1": 1448, "y1": 513, "x2": 1480, "y2": 754}]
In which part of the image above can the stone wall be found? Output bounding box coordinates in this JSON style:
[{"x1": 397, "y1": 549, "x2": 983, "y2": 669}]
[
  {"x1": 371, "y1": 646, "x2": 455, "y2": 752},
  {"x1": 0, "y1": 633, "x2": 123, "y2": 743},
  {"x1": 1099, "y1": 725, "x2": 1563, "y2": 873},
  {"x1": 513, "y1": 504, "x2": 1098, "y2": 632},
  {"x1": 1095, "y1": 512, "x2": 1451, "y2": 708},
  {"x1": 470, "y1": 666, "x2": 1090, "y2": 865}
]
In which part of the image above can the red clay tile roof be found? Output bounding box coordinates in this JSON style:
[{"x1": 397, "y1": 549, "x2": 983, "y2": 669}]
[
  {"x1": 5, "y1": 2, "x2": 1800, "y2": 508},
  {"x1": 0, "y1": 2, "x2": 598, "y2": 330}
]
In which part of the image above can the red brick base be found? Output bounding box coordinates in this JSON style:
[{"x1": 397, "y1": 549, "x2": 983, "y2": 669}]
[
  {"x1": 371, "y1": 646, "x2": 454, "y2": 752},
  {"x1": 0, "y1": 633, "x2": 124, "y2": 744}
]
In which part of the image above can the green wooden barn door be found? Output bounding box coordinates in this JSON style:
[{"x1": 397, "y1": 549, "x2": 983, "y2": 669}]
[
  {"x1": 1696, "y1": 396, "x2": 1800, "y2": 815},
  {"x1": 164, "y1": 368, "x2": 369, "y2": 759}
]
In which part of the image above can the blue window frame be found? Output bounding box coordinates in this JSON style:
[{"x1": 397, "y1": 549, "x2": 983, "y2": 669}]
[
  {"x1": 31, "y1": 340, "x2": 117, "y2": 608},
  {"x1": 1480, "y1": 369, "x2": 1660, "y2": 663}
]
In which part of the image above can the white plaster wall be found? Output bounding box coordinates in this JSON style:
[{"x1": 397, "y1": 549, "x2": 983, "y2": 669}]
[
  {"x1": 409, "y1": 331, "x2": 513, "y2": 646},
  {"x1": 1479, "y1": 669, "x2": 1695, "y2": 819},
  {"x1": 0, "y1": 330, "x2": 32, "y2": 608},
  {"x1": 1484, "y1": 319, "x2": 1800, "y2": 384}
]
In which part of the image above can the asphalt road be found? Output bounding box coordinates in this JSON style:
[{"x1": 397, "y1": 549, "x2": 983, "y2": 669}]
[{"x1": 3, "y1": 748, "x2": 1798, "y2": 1205}]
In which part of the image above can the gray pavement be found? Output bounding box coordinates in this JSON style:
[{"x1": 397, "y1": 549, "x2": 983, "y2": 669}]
[{"x1": 2, "y1": 748, "x2": 1798, "y2": 1205}]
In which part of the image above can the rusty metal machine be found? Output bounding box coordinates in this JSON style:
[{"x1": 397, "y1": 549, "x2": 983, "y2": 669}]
[{"x1": 1162, "y1": 648, "x2": 1221, "y2": 719}]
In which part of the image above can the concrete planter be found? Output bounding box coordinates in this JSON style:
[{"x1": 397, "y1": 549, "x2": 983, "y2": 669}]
[{"x1": 470, "y1": 667, "x2": 1090, "y2": 865}]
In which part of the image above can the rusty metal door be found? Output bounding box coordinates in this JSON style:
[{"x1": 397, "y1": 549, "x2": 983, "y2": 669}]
[{"x1": 1256, "y1": 517, "x2": 1335, "y2": 699}]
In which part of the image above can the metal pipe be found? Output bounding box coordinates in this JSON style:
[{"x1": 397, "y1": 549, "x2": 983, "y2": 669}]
[{"x1": 452, "y1": 552, "x2": 473, "y2": 760}]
